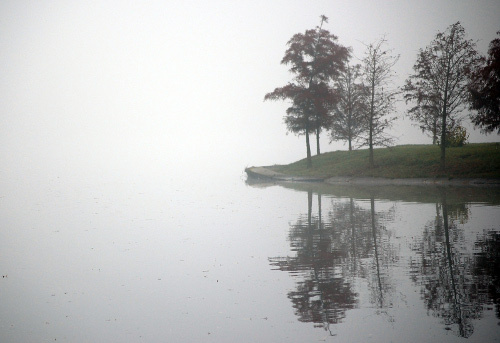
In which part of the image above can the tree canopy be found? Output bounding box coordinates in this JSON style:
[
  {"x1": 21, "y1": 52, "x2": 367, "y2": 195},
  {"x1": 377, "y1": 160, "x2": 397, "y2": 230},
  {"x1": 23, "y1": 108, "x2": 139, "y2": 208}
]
[
  {"x1": 403, "y1": 22, "x2": 481, "y2": 170},
  {"x1": 265, "y1": 19, "x2": 496, "y2": 169},
  {"x1": 264, "y1": 15, "x2": 350, "y2": 167},
  {"x1": 469, "y1": 32, "x2": 500, "y2": 134}
]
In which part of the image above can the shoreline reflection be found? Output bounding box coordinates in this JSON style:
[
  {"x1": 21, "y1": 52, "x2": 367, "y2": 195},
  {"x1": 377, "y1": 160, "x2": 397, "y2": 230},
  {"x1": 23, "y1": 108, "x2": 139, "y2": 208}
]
[{"x1": 264, "y1": 182, "x2": 500, "y2": 339}]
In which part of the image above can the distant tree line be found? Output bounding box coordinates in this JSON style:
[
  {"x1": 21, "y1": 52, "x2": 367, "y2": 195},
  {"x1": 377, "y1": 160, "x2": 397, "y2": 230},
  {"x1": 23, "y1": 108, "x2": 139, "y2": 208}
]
[{"x1": 265, "y1": 17, "x2": 499, "y2": 170}]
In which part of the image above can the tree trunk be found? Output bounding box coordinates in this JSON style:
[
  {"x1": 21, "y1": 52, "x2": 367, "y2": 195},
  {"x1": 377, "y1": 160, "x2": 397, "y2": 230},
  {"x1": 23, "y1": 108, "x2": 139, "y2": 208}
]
[
  {"x1": 441, "y1": 51, "x2": 452, "y2": 171},
  {"x1": 440, "y1": 105, "x2": 447, "y2": 170},
  {"x1": 432, "y1": 115, "x2": 438, "y2": 145},
  {"x1": 306, "y1": 125, "x2": 312, "y2": 168},
  {"x1": 347, "y1": 73, "x2": 353, "y2": 152},
  {"x1": 369, "y1": 80, "x2": 375, "y2": 167},
  {"x1": 316, "y1": 126, "x2": 320, "y2": 155},
  {"x1": 369, "y1": 58, "x2": 376, "y2": 168},
  {"x1": 369, "y1": 118, "x2": 374, "y2": 167},
  {"x1": 441, "y1": 82, "x2": 449, "y2": 171}
]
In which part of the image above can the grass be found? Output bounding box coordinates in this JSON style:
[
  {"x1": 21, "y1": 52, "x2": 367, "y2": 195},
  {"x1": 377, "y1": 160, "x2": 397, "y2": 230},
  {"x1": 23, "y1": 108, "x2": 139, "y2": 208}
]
[{"x1": 269, "y1": 143, "x2": 500, "y2": 179}]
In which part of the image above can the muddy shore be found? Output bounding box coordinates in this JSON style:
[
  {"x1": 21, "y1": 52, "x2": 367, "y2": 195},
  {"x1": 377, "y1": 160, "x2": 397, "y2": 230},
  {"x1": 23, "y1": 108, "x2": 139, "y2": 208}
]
[{"x1": 245, "y1": 166, "x2": 500, "y2": 187}]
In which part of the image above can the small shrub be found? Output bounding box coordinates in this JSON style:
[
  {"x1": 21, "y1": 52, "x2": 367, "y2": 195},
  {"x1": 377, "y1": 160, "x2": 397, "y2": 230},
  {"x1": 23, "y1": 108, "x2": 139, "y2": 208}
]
[{"x1": 438, "y1": 125, "x2": 469, "y2": 147}]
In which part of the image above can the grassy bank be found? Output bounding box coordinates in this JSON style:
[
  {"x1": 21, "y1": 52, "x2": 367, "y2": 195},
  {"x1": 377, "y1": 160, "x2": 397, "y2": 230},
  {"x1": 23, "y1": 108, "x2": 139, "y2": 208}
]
[{"x1": 270, "y1": 143, "x2": 500, "y2": 179}]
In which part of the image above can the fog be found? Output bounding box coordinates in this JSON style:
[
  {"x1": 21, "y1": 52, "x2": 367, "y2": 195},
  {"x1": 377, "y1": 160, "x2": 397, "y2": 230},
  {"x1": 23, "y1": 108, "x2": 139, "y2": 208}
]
[
  {"x1": 2, "y1": 3, "x2": 500, "y2": 341},
  {"x1": 1, "y1": 0, "x2": 499, "y2": 183}
]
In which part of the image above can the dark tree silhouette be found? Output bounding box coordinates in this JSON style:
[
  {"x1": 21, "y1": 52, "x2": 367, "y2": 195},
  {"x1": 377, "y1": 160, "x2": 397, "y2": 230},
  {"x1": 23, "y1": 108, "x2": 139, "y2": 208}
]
[
  {"x1": 469, "y1": 32, "x2": 500, "y2": 134},
  {"x1": 403, "y1": 22, "x2": 481, "y2": 170},
  {"x1": 403, "y1": 79, "x2": 443, "y2": 144},
  {"x1": 265, "y1": 15, "x2": 350, "y2": 167}
]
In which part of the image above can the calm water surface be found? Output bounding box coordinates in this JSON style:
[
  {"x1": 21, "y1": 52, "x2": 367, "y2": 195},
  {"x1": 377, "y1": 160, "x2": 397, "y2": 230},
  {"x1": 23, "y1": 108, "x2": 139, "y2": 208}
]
[{"x1": 1, "y1": 171, "x2": 499, "y2": 342}]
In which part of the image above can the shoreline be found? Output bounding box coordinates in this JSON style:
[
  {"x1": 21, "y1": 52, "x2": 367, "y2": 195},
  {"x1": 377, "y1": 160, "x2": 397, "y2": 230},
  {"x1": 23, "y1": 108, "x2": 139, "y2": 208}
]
[{"x1": 245, "y1": 166, "x2": 500, "y2": 187}]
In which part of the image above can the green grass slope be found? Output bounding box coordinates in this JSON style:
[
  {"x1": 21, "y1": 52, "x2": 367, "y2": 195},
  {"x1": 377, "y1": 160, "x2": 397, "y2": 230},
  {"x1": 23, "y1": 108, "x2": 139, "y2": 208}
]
[{"x1": 270, "y1": 143, "x2": 500, "y2": 179}]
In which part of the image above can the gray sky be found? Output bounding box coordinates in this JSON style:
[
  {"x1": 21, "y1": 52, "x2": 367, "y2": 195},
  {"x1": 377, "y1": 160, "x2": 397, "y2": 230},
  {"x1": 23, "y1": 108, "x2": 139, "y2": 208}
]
[{"x1": 1, "y1": 0, "x2": 499, "y2": 181}]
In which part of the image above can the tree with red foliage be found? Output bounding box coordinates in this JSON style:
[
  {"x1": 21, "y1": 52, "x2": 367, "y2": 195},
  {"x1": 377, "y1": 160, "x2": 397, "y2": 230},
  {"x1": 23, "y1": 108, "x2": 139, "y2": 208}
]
[
  {"x1": 469, "y1": 32, "x2": 500, "y2": 134},
  {"x1": 265, "y1": 15, "x2": 350, "y2": 167}
]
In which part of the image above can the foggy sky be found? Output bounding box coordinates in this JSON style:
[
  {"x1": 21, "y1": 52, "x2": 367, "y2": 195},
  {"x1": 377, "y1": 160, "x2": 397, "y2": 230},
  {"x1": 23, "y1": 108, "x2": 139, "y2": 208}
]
[{"x1": 1, "y1": 0, "x2": 499, "y2": 182}]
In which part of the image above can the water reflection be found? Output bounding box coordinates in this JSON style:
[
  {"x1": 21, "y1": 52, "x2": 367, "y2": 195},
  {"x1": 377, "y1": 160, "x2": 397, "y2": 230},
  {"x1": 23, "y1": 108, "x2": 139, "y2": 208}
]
[
  {"x1": 269, "y1": 191, "x2": 358, "y2": 333},
  {"x1": 269, "y1": 190, "x2": 398, "y2": 333},
  {"x1": 409, "y1": 189, "x2": 498, "y2": 338},
  {"x1": 265, "y1": 182, "x2": 500, "y2": 339},
  {"x1": 474, "y1": 231, "x2": 500, "y2": 322}
]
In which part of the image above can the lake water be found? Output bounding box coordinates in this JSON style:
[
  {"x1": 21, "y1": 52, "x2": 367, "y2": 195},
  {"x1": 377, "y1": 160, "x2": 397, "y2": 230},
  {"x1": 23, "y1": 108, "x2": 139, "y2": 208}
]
[{"x1": 1, "y1": 170, "x2": 499, "y2": 342}]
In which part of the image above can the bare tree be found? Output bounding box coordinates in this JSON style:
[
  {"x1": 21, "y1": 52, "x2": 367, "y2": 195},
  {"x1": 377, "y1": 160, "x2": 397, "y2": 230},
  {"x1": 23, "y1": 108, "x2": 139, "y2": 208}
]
[
  {"x1": 329, "y1": 64, "x2": 368, "y2": 151},
  {"x1": 403, "y1": 22, "x2": 481, "y2": 170},
  {"x1": 361, "y1": 38, "x2": 399, "y2": 167}
]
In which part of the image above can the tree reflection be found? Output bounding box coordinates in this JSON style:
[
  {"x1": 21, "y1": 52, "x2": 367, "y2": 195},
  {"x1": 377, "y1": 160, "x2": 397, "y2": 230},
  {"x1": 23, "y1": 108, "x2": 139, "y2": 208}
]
[
  {"x1": 474, "y1": 231, "x2": 500, "y2": 324},
  {"x1": 269, "y1": 190, "x2": 396, "y2": 332},
  {"x1": 366, "y1": 198, "x2": 396, "y2": 313},
  {"x1": 259, "y1": 180, "x2": 500, "y2": 338},
  {"x1": 326, "y1": 196, "x2": 396, "y2": 312},
  {"x1": 409, "y1": 189, "x2": 497, "y2": 338},
  {"x1": 270, "y1": 191, "x2": 358, "y2": 333}
]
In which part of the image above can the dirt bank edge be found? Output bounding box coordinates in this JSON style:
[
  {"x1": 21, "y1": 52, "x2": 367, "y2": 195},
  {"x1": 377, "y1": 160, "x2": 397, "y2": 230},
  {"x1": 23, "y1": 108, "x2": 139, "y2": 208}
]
[{"x1": 245, "y1": 167, "x2": 500, "y2": 187}]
